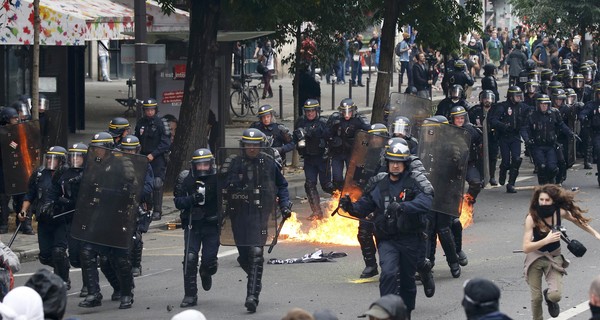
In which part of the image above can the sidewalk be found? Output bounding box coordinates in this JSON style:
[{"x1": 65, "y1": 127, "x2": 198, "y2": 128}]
[{"x1": 6, "y1": 72, "x2": 509, "y2": 261}]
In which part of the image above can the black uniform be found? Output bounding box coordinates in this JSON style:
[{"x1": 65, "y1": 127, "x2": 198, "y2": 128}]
[
  {"x1": 435, "y1": 98, "x2": 471, "y2": 121},
  {"x1": 556, "y1": 104, "x2": 577, "y2": 182},
  {"x1": 462, "y1": 123, "x2": 484, "y2": 200},
  {"x1": 174, "y1": 170, "x2": 219, "y2": 306},
  {"x1": 134, "y1": 114, "x2": 171, "y2": 218},
  {"x1": 345, "y1": 171, "x2": 433, "y2": 314},
  {"x1": 481, "y1": 75, "x2": 499, "y2": 102},
  {"x1": 294, "y1": 115, "x2": 333, "y2": 219},
  {"x1": 326, "y1": 112, "x2": 370, "y2": 191},
  {"x1": 249, "y1": 121, "x2": 294, "y2": 165},
  {"x1": 130, "y1": 164, "x2": 154, "y2": 276},
  {"x1": 468, "y1": 103, "x2": 500, "y2": 183},
  {"x1": 578, "y1": 99, "x2": 600, "y2": 186}
]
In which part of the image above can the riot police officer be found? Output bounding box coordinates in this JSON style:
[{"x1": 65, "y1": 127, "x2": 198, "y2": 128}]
[
  {"x1": 524, "y1": 80, "x2": 540, "y2": 107},
  {"x1": 578, "y1": 85, "x2": 600, "y2": 186},
  {"x1": 469, "y1": 90, "x2": 499, "y2": 185},
  {"x1": 481, "y1": 63, "x2": 500, "y2": 102},
  {"x1": 174, "y1": 148, "x2": 219, "y2": 308},
  {"x1": 340, "y1": 141, "x2": 433, "y2": 318},
  {"x1": 47, "y1": 143, "x2": 87, "y2": 296},
  {"x1": 490, "y1": 86, "x2": 530, "y2": 193},
  {"x1": 222, "y1": 128, "x2": 292, "y2": 313},
  {"x1": 119, "y1": 135, "x2": 154, "y2": 278},
  {"x1": 293, "y1": 99, "x2": 333, "y2": 221},
  {"x1": 436, "y1": 85, "x2": 471, "y2": 121},
  {"x1": 326, "y1": 98, "x2": 370, "y2": 192},
  {"x1": 450, "y1": 106, "x2": 483, "y2": 203},
  {"x1": 447, "y1": 60, "x2": 474, "y2": 94},
  {"x1": 516, "y1": 59, "x2": 536, "y2": 91},
  {"x1": 250, "y1": 105, "x2": 294, "y2": 166},
  {"x1": 556, "y1": 89, "x2": 578, "y2": 183},
  {"x1": 134, "y1": 98, "x2": 171, "y2": 221},
  {"x1": 108, "y1": 117, "x2": 131, "y2": 147},
  {"x1": 522, "y1": 94, "x2": 578, "y2": 185},
  {"x1": 19, "y1": 146, "x2": 70, "y2": 288},
  {"x1": 389, "y1": 116, "x2": 418, "y2": 155}
]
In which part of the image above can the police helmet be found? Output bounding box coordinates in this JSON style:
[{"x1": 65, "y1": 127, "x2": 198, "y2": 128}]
[
  {"x1": 540, "y1": 80, "x2": 550, "y2": 94},
  {"x1": 548, "y1": 80, "x2": 563, "y2": 90},
  {"x1": 525, "y1": 81, "x2": 540, "y2": 94},
  {"x1": 454, "y1": 60, "x2": 467, "y2": 71},
  {"x1": 483, "y1": 63, "x2": 496, "y2": 76},
  {"x1": 562, "y1": 69, "x2": 574, "y2": 84},
  {"x1": 257, "y1": 104, "x2": 275, "y2": 118},
  {"x1": 10, "y1": 101, "x2": 31, "y2": 121},
  {"x1": 67, "y1": 143, "x2": 88, "y2": 169},
  {"x1": 368, "y1": 123, "x2": 389, "y2": 138},
  {"x1": 536, "y1": 94, "x2": 552, "y2": 111},
  {"x1": 551, "y1": 89, "x2": 566, "y2": 106},
  {"x1": 565, "y1": 88, "x2": 577, "y2": 105},
  {"x1": 423, "y1": 115, "x2": 449, "y2": 125},
  {"x1": 119, "y1": 135, "x2": 141, "y2": 153},
  {"x1": 190, "y1": 148, "x2": 216, "y2": 178},
  {"x1": 108, "y1": 117, "x2": 131, "y2": 138},
  {"x1": 561, "y1": 58, "x2": 572, "y2": 70},
  {"x1": 586, "y1": 60, "x2": 597, "y2": 72},
  {"x1": 579, "y1": 64, "x2": 593, "y2": 82},
  {"x1": 526, "y1": 59, "x2": 536, "y2": 70},
  {"x1": 386, "y1": 137, "x2": 408, "y2": 148},
  {"x1": 507, "y1": 85, "x2": 524, "y2": 103},
  {"x1": 90, "y1": 131, "x2": 115, "y2": 149},
  {"x1": 449, "y1": 106, "x2": 469, "y2": 125},
  {"x1": 540, "y1": 68, "x2": 554, "y2": 81},
  {"x1": 141, "y1": 98, "x2": 158, "y2": 112},
  {"x1": 338, "y1": 98, "x2": 357, "y2": 117},
  {"x1": 479, "y1": 90, "x2": 495, "y2": 105},
  {"x1": 594, "y1": 84, "x2": 600, "y2": 102},
  {"x1": 573, "y1": 73, "x2": 585, "y2": 89},
  {"x1": 391, "y1": 116, "x2": 411, "y2": 137},
  {"x1": 240, "y1": 128, "x2": 266, "y2": 147},
  {"x1": 384, "y1": 141, "x2": 411, "y2": 162},
  {"x1": 528, "y1": 70, "x2": 540, "y2": 82},
  {"x1": 449, "y1": 84, "x2": 464, "y2": 101},
  {"x1": 0, "y1": 107, "x2": 19, "y2": 125},
  {"x1": 303, "y1": 99, "x2": 321, "y2": 114},
  {"x1": 44, "y1": 146, "x2": 67, "y2": 171}
]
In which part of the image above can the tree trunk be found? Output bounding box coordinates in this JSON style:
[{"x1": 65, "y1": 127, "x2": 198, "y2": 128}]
[
  {"x1": 371, "y1": 0, "x2": 401, "y2": 124},
  {"x1": 164, "y1": 0, "x2": 221, "y2": 192},
  {"x1": 31, "y1": 0, "x2": 40, "y2": 120}
]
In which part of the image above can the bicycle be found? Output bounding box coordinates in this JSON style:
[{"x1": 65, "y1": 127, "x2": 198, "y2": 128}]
[{"x1": 230, "y1": 74, "x2": 260, "y2": 117}]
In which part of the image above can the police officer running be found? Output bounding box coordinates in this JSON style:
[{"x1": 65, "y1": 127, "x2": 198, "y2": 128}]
[
  {"x1": 293, "y1": 99, "x2": 333, "y2": 221},
  {"x1": 134, "y1": 98, "x2": 171, "y2": 221},
  {"x1": 250, "y1": 105, "x2": 295, "y2": 166},
  {"x1": 339, "y1": 141, "x2": 433, "y2": 318},
  {"x1": 174, "y1": 148, "x2": 219, "y2": 308}
]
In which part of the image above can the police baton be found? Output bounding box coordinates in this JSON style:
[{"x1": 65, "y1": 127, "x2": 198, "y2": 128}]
[
  {"x1": 8, "y1": 211, "x2": 32, "y2": 248},
  {"x1": 52, "y1": 209, "x2": 76, "y2": 219},
  {"x1": 268, "y1": 203, "x2": 292, "y2": 254},
  {"x1": 183, "y1": 211, "x2": 193, "y2": 276}
]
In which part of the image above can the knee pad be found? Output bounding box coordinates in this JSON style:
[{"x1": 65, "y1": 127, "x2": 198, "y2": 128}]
[
  {"x1": 451, "y1": 218, "x2": 462, "y2": 233},
  {"x1": 321, "y1": 182, "x2": 334, "y2": 195},
  {"x1": 184, "y1": 252, "x2": 198, "y2": 267},
  {"x1": 52, "y1": 247, "x2": 67, "y2": 260},
  {"x1": 39, "y1": 254, "x2": 54, "y2": 267},
  {"x1": 304, "y1": 181, "x2": 317, "y2": 193},
  {"x1": 153, "y1": 177, "x2": 164, "y2": 189},
  {"x1": 200, "y1": 260, "x2": 218, "y2": 276},
  {"x1": 513, "y1": 157, "x2": 523, "y2": 169},
  {"x1": 249, "y1": 247, "x2": 264, "y2": 265}
]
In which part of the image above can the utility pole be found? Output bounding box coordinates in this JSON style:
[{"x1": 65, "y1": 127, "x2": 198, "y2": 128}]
[
  {"x1": 32, "y1": 0, "x2": 40, "y2": 120},
  {"x1": 135, "y1": 0, "x2": 149, "y2": 109}
]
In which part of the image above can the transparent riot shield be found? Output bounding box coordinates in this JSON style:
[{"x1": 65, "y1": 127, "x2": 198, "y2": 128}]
[
  {"x1": 71, "y1": 147, "x2": 147, "y2": 249},
  {"x1": 338, "y1": 131, "x2": 387, "y2": 219},
  {"x1": 387, "y1": 93, "x2": 433, "y2": 139},
  {"x1": 0, "y1": 121, "x2": 42, "y2": 195},
  {"x1": 217, "y1": 147, "x2": 278, "y2": 247},
  {"x1": 418, "y1": 122, "x2": 470, "y2": 217}
]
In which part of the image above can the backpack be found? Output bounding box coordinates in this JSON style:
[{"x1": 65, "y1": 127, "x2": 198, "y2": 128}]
[{"x1": 395, "y1": 41, "x2": 403, "y2": 57}]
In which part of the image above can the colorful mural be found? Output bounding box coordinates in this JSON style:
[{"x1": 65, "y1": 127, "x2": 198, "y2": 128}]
[{"x1": 0, "y1": 0, "x2": 188, "y2": 46}]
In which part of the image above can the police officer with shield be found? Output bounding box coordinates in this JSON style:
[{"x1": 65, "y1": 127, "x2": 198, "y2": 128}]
[
  {"x1": 19, "y1": 146, "x2": 71, "y2": 288},
  {"x1": 469, "y1": 90, "x2": 499, "y2": 185},
  {"x1": 327, "y1": 98, "x2": 370, "y2": 192},
  {"x1": 340, "y1": 141, "x2": 433, "y2": 318},
  {"x1": 174, "y1": 148, "x2": 219, "y2": 308},
  {"x1": 389, "y1": 116, "x2": 418, "y2": 155},
  {"x1": 250, "y1": 105, "x2": 295, "y2": 166},
  {"x1": 293, "y1": 99, "x2": 333, "y2": 221},
  {"x1": 134, "y1": 98, "x2": 171, "y2": 221},
  {"x1": 436, "y1": 85, "x2": 471, "y2": 121},
  {"x1": 220, "y1": 128, "x2": 292, "y2": 313},
  {"x1": 578, "y1": 85, "x2": 600, "y2": 186}
]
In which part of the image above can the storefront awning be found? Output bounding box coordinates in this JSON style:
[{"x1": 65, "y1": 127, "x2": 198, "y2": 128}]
[
  {"x1": 122, "y1": 30, "x2": 275, "y2": 43},
  {"x1": 0, "y1": 0, "x2": 189, "y2": 46}
]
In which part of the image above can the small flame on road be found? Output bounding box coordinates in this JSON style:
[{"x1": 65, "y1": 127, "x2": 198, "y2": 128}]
[{"x1": 460, "y1": 193, "x2": 475, "y2": 229}]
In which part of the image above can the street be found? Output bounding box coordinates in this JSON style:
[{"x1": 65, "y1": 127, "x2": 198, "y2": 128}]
[{"x1": 12, "y1": 162, "x2": 600, "y2": 320}]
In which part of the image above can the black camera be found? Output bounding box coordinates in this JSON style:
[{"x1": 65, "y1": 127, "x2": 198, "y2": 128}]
[{"x1": 424, "y1": 53, "x2": 437, "y2": 64}]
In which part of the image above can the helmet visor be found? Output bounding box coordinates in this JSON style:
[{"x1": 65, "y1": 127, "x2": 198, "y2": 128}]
[
  {"x1": 566, "y1": 94, "x2": 577, "y2": 105},
  {"x1": 68, "y1": 152, "x2": 86, "y2": 168},
  {"x1": 511, "y1": 92, "x2": 524, "y2": 103},
  {"x1": 526, "y1": 83, "x2": 539, "y2": 94},
  {"x1": 480, "y1": 91, "x2": 495, "y2": 104},
  {"x1": 392, "y1": 121, "x2": 410, "y2": 137},
  {"x1": 340, "y1": 107, "x2": 353, "y2": 117},
  {"x1": 450, "y1": 87, "x2": 462, "y2": 100},
  {"x1": 192, "y1": 159, "x2": 216, "y2": 177},
  {"x1": 574, "y1": 78, "x2": 585, "y2": 89},
  {"x1": 44, "y1": 154, "x2": 63, "y2": 170}
]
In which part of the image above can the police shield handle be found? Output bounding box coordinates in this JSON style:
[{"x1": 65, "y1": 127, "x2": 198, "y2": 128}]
[{"x1": 268, "y1": 203, "x2": 293, "y2": 254}]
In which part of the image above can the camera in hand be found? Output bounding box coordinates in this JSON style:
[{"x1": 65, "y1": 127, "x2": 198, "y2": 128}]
[{"x1": 553, "y1": 226, "x2": 587, "y2": 257}]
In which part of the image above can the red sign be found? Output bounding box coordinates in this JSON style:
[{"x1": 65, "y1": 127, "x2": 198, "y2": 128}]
[{"x1": 173, "y1": 64, "x2": 187, "y2": 80}]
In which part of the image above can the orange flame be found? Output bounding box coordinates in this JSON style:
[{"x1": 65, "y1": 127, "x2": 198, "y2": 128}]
[{"x1": 459, "y1": 193, "x2": 475, "y2": 229}]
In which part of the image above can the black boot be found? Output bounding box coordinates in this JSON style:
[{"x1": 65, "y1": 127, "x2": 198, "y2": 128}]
[
  {"x1": 498, "y1": 165, "x2": 508, "y2": 186},
  {"x1": 438, "y1": 228, "x2": 460, "y2": 278},
  {"x1": 199, "y1": 261, "x2": 217, "y2": 291},
  {"x1": 131, "y1": 234, "x2": 143, "y2": 277},
  {"x1": 418, "y1": 258, "x2": 435, "y2": 298},
  {"x1": 180, "y1": 295, "x2": 197, "y2": 308},
  {"x1": 506, "y1": 158, "x2": 521, "y2": 194},
  {"x1": 79, "y1": 284, "x2": 88, "y2": 298},
  {"x1": 79, "y1": 248, "x2": 102, "y2": 308},
  {"x1": 305, "y1": 183, "x2": 323, "y2": 221},
  {"x1": 245, "y1": 248, "x2": 263, "y2": 313},
  {"x1": 79, "y1": 293, "x2": 103, "y2": 308},
  {"x1": 358, "y1": 224, "x2": 378, "y2": 278},
  {"x1": 489, "y1": 159, "x2": 498, "y2": 186},
  {"x1": 181, "y1": 252, "x2": 198, "y2": 307}
]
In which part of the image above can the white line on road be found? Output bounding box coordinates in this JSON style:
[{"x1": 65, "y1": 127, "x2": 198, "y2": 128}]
[
  {"x1": 549, "y1": 300, "x2": 590, "y2": 320},
  {"x1": 65, "y1": 268, "x2": 173, "y2": 297}
]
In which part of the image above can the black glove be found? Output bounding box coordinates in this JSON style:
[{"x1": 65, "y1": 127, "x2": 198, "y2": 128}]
[
  {"x1": 339, "y1": 195, "x2": 354, "y2": 213},
  {"x1": 386, "y1": 202, "x2": 403, "y2": 216},
  {"x1": 193, "y1": 192, "x2": 205, "y2": 206},
  {"x1": 281, "y1": 206, "x2": 292, "y2": 219}
]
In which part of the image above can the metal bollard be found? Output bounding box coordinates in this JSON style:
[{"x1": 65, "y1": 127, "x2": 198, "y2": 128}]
[
  {"x1": 390, "y1": 67, "x2": 394, "y2": 88},
  {"x1": 398, "y1": 73, "x2": 402, "y2": 92},
  {"x1": 349, "y1": 80, "x2": 352, "y2": 99},
  {"x1": 331, "y1": 79, "x2": 336, "y2": 110},
  {"x1": 279, "y1": 85, "x2": 283, "y2": 119},
  {"x1": 366, "y1": 77, "x2": 370, "y2": 108}
]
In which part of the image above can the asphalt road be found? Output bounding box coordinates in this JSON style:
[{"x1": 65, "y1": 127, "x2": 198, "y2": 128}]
[{"x1": 13, "y1": 162, "x2": 600, "y2": 320}]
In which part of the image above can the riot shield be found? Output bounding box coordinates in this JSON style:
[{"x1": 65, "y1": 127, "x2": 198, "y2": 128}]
[
  {"x1": 418, "y1": 123, "x2": 470, "y2": 217},
  {"x1": 338, "y1": 131, "x2": 387, "y2": 219},
  {"x1": 482, "y1": 108, "x2": 490, "y2": 188},
  {"x1": 71, "y1": 147, "x2": 147, "y2": 249},
  {"x1": 387, "y1": 93, "x2": 433, "y2": 138},
  {"x1": 0, "y1": 121, "x2": 42, "y2": 195},
  {"x1": 217, "y1": 147, "x2": 278, "y2": 247}
]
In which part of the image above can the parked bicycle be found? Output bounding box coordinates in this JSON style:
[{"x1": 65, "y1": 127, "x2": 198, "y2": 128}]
[{"x1": 230, "y1": 74, "x2": 260, "y2": 117}]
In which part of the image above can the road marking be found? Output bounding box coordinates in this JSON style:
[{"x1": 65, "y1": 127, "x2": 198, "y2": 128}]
[
  {"x1": 15, "y1": 268, "x2": 82, "y2": 278},
  {"x1": 66, "y1": 268, "x2": 172, "y2": 297},
  {"x1": 549, "y1": 300, "x2": 590, "y2": 319},
  {"x1": 144, "y1": 248, "x2": 238, "y2": 258}
]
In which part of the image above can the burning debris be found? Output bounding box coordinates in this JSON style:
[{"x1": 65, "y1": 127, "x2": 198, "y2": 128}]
[{"x1": 267, "y1": 249, "x2": 347, "y2": 264}]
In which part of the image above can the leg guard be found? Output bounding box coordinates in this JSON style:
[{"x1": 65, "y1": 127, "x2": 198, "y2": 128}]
[
  {"x1": 52, "y1": 247, "x2": 70, "y2": 286},
  {"x1": 199, "y1": 260, "x2": 218, "y2": 292},
  {"x1": 245, "y1": 247, "x2": 264, "y2": 313},
  {"x1": 99, "y1": 255, "x2": 120, "y2": 299},
  {"x1": 438, "y1": 227, "x2": 460, "y2": 278},
  {"x1": 79, "y1": 247, "x2": 102, "y2": 307},
  {"x1": 546, "y1": 167, "x2": 558, "y2": 184},
  {"x1": 130, "y1": 233, "x2": 143, "y2": 276},
  {"x1": 498, "y1": 163, "x2": 509, "y2": 186},
  {"x1": 357, "y1": 223, "x2": 378, "y2": 278},
  {"x1": 508, "y1": 158, "x2": 522, "y2": 186},
  {"x1": 451, "y1": 218, "x2": 468, "y2": 266},
  {"x1": 304, "y1": 182, "x2": 323, "y2": 220},
  {"x1": 152, "y1": 177, "x2": 164, "y2": 220},
  {"x1": 39, "y1": 254, "x2": 55, "y2": 268},
  {"x1": 180, "y1": 252, "x2": 198, "y2": 307},
  {"x1": 466, "y1": 181, "x2": 482, "y2": 202},
  {"x1": 536, "y1": 164, "x2": 547, "y2": 185},
  {"x1": 114, "y1": 255, "x2": 134, "y2": 309}
]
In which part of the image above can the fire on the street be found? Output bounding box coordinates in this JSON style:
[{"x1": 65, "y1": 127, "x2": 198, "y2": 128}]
[{"x1": 280, "y1": 191, "x2": 475, "y2": 246}]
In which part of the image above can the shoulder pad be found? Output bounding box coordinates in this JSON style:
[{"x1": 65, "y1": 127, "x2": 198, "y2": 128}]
[
  {"x1": 408, "y1": 156, "x2": 427, "y2": 174},
  {"x1": 177, "y1": 170, "x2": 190, "y2": 184},
  {"x1": 249, "y1": 121, "x2": 261, "y2": 129},
  {"x1": 412, "y1": 170, "x2": 434, "y2": 196},
  {"x1": 318, "y1": 116, "x2": 328, "y2": 124},
  {"x1": 219, "y1": 154, "x2": 239, "y2": 173},
  {"x1": 364, "y1": 172, "x2": 388, "y2": 193},
  {"x1": 329, "y1": 112, "x2": 342, "y2": 120},
  {"x1": 356, "y1": 114, "x2": 369, "y2": 123}
]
